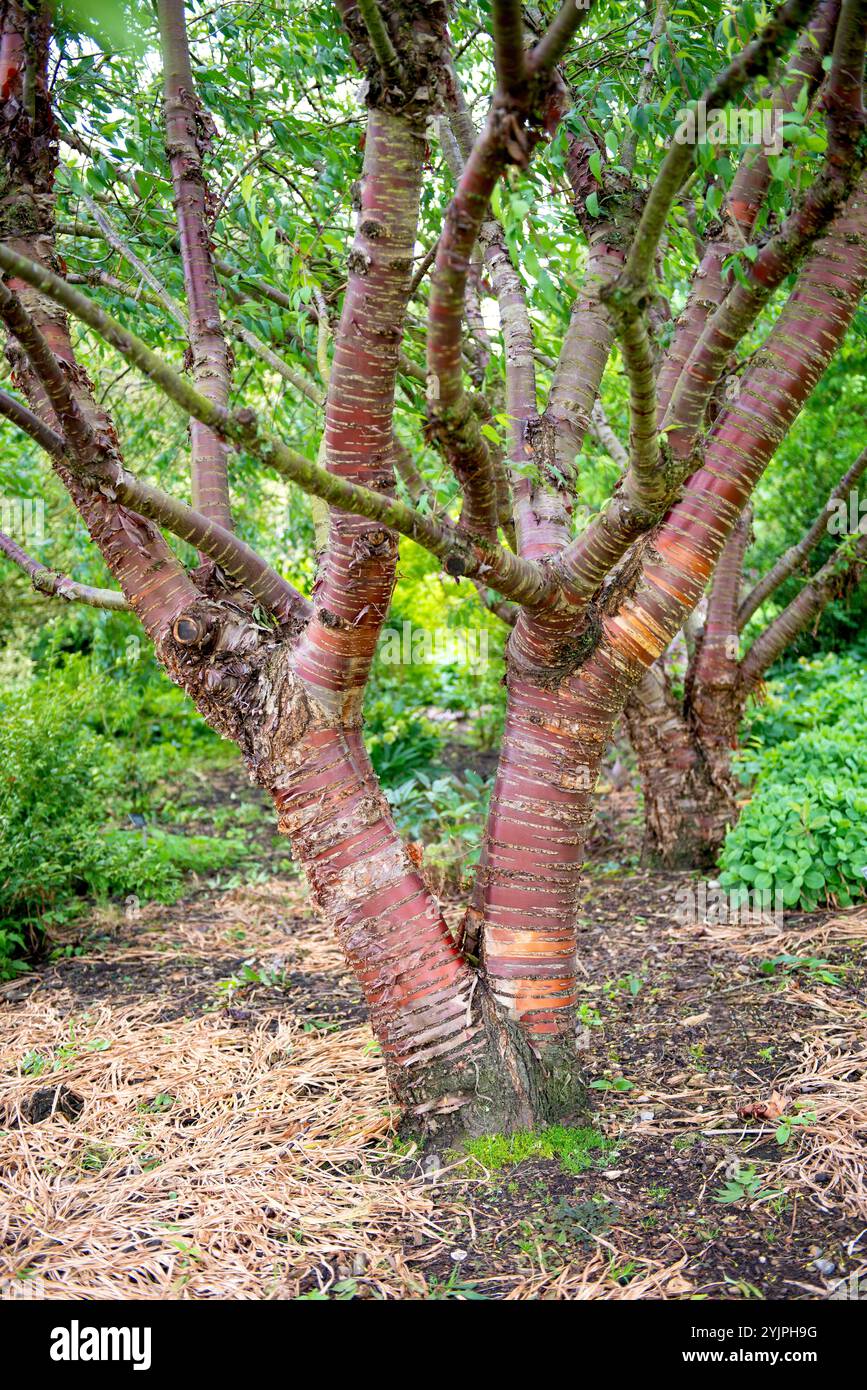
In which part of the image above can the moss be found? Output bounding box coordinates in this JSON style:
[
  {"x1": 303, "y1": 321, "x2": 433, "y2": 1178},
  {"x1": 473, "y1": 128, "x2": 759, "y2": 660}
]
[{"x1": 461, "y1": 1124, "x2": 613, "y2": 1175}]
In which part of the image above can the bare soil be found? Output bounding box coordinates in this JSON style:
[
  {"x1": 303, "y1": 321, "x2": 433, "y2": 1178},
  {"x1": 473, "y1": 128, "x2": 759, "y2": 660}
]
[{"x1": 0, "y1": 767, "x2": 864, "y2": 1300}]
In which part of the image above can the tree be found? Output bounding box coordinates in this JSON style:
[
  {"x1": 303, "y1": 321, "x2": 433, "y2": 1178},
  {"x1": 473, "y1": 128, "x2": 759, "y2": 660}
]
[
  {"x1": 1, "y1": 0, "x2": 866, "y2": 1142},
  {"x1": 627, "y1": 444, "x2": 867, "y2": 868}
]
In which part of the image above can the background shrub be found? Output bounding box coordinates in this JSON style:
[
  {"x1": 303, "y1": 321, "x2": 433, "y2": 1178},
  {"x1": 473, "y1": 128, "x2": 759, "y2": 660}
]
[
  {"x1": 0, "y1": 664, "x2": 244, "y2": 979},
  {"x1": 720, "y1": 652, "x2": 867, "y2": 911}
]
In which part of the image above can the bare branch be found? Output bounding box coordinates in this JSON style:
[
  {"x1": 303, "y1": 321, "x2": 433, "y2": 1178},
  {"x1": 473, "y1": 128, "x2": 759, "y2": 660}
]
[
  {"x1": 527, "y1": 0, "x2": 594, "y2": 74},
  {"x1": 76, "y1": 189, "x2": 187, "y2": 330},
  {"x1": 663, "y1": 0, "x2": 867, "y2": 464},
  {"x1": 741, "y1": 530, "x2": 867, "y2": 686},
  {"x1": 492, "y1": 0, "x2": 527, "y2": 97},
  {"x1": 738, "y1": 442, "x2": 867, "y2": 626},
  {"x1": 0, "y1": 245, "x2": 550, "y2": 607},
  {"x1": 589, "y1": 400, "x2": 628, "y2": 470},
  {"x1": 226, "y1": 319, "x2": 325, "y2": 406},
  {"x1": 427, "y1": 3, "x2": 600, "y2": 547},
  {"x1": 0, "y1": 388, "x2": 309, "y2": 626},
  {"x1": 355, "y1": 0, "x2": 406, "y2": 87},
  {"x1": 0, "y1": 526, "x2": 128, "y2": 609},
  {"x1": 158, "y1": 0, "x2": 235, "y2": 530},
  {"x1": 656, "y1": 0, "x2": 841, "y2": 417},
  {"x1": 689, "y1": 506, "x2": 752, "y2": 690}
]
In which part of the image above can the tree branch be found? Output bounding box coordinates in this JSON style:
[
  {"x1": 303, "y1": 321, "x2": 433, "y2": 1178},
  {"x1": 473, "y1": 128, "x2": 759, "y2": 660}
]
[
  {"x1": 0, "y1": 386, "x2": 309, "y2": 626},
  {"x1": 663, "y1": 0, "x2": 867, "y2": 465},
  {"x1": 0, "y1": 525, "x2": 128, "y2": 609},
  {"x1": 589, "y1": 400, "x2": 628, "y2": 470},
  {"x1": 738, "y1": 441, "x2": 867, "y2": 626},
  {"x1": 157, "y1": 0, "x2": 235, "y2": 530},
  {"x1": 492, "y1": 0, "x2": 527, "y2": 97},
  {"x1": 740, "y1": 529, "x2": 867, "y2": 686},
  {"x1": 0, "y1": 245, "x2": 550, "y2": 607},
  {"x1": 355, "y1": 0, "x2": 406, "y2": 87},
  {"x1": 553, "y1": 0, "x2": 835, "y2": 614},
  {"x1": 527, "y1": 0, "x2": 593, "y2": 74},
  {"x1": 689, "y1": 505, "x2": 752, "y2": 690},
  {"x1": 656, "y1": 0, "x2": 841, "y2": 417},
  {"x1": 76, "y1": 189, "x2": 187, "y2": 330},
  {"x1": 427, "y1": 5, "x2": 598, "y2": 546}
]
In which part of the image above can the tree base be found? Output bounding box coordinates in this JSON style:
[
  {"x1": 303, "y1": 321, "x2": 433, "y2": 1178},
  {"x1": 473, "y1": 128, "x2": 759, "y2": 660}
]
[
  {"x1": 394, "y1": 986, "x2": 587, "y2": 1150},
  {"x1": 639, "y1": 768, "x2": 739, "y2": 871}
]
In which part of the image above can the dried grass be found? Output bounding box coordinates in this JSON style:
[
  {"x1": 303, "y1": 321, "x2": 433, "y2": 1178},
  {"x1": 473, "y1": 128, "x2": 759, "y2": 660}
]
[
  {"x1": 1, "y1": 884, "x2": 864, "y2": 1299},
  {"x1": 672, "y1": 907, "x2": 867, "y2": 1221},
  {"x1": 0, "y1": 885, "x2": 445, "y2": 1300},
  {"x1": 773, "y1": 1025, "x2": 867, "y2": 1219},
  {"x1": 679, "y1": 906, "x2": 867, "y2": 959}
]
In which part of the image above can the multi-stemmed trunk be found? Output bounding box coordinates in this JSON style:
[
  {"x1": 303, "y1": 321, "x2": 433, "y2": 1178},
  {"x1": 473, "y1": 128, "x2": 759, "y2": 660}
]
[
  {"x1": 2, "y1": 1, "x2": 867, "y2": 1141},
  {"x1": 625, "y1": 667, "x2": 743, "y2": 870}
]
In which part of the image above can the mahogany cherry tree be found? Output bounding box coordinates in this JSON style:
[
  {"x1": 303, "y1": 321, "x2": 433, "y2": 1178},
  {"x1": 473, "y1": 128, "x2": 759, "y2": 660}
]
[{"x1": 0, "y1": 0, "x2": 866, "y2": 1140}]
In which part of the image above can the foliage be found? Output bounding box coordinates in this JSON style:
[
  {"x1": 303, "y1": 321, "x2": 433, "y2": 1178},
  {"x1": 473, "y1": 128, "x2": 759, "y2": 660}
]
[
  {"x1": 721, "y1": 649, "x2": 867, "y2": 910},
  {"x1": 720, "y1": 727, "x2": 867, "y2": 910},
  {"x1": 742, "y1": 648, "x2": 867, "y2": 752},
  {"x1": 365, "y1": 698, "x2": 443, "y2": 785},
  {"x1": 0, "y1": 0, "x2": 865, "y2": 1010},
  {"x1": 0, "y1": 663, "x2": 246, "y2": 978},
  {"x1": 386, "y1": 766, "x2": 487, "y2": 838},
  {"x1": 713, "y1": 1165, "x2": 783, "y2": 1205}
]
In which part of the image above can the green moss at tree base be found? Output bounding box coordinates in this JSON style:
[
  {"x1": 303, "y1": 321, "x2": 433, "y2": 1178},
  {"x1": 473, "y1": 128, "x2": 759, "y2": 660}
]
[{"x1": 459, "y1": 1124, "x2": 614, "y2": 1175}]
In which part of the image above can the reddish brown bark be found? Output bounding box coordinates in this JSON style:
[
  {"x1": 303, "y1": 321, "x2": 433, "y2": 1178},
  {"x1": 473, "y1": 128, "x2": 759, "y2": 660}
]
[
  {"x1": 157, "y1": 0, "x2": 234, "y2": 530},
  {"x1": 0, "y1": 2, "x2": 199, "y2": 641},
  {"x1": 630, "y1": 426, "x2": 867, "y2": 870},
  {"x1": 625, "y1": 669, "x2": 736, "y2": 869},
  {"x1": 4, "y1": 2, "x2": 867, "y2": 1143},
  {"x1": 656, "y1": 0, "x2": 841, "y2": 418}
]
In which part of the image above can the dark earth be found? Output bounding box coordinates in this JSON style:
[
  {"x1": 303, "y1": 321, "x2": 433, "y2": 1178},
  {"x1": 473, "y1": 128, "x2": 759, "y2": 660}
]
[{"x1": 2, "y1": 754, "x2": 864, "y2": 1300}]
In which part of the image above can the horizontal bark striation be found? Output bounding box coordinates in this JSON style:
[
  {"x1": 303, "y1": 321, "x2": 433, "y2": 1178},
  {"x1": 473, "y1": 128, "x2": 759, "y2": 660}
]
[
  {"x1": 625, "y1": 667, "x2": 739, "y2": 869},
  {"x1": 477, "y1": 671, "x2": 605, "y2": 1043},
  {"x1": 158, "y1": 0, "x2": 234, "y2": 530},
  {"x1": 6, "y1": 1, "x2": 867, "y2": 1142},
  {"x1": 0, "y1": 2, "x2": 198, "y2": 639},
  {"x1": 656, "y1": 0, "x2": 840, "y2": 419},
  {"x1": 294, "y1": 107, "x2": 423, "y2": 710},
  {"x1": 267, "y1": 717, "x2": 481, "y2": 1078},
  {"x1": 242, "y1": 653, "x2": 585, "y2": 1139},
  {"x1": 609, "y1": 174, "x2": 867, "y2": 687}
]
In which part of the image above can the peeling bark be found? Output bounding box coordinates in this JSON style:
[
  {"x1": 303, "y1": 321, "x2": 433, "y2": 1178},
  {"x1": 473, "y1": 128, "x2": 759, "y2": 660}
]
[
  {"x1": 4, "y1": 2, "x2": 867, "y2": 1143},
  {"x1": 158, "y1": 0, "x2": 234, "y2": 531},
  {"x1": 625, "y1": 667, "x2": 740, "y2": 869}
]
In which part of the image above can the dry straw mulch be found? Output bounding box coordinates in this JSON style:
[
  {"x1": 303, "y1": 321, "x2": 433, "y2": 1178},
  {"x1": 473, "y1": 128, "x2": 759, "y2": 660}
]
[
  {"x1": 1, "y1": 881, "x2": 865, "y2": 1300},
  {"x1": 674, "y1": 909, "x2": 867, "y2": 1220},
  {"x1": 0, "y1": 882, "x2": 661, "y2": 1300}
]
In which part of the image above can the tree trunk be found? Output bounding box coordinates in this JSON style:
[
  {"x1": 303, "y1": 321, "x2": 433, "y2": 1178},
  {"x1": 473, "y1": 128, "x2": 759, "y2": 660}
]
[
  {"x1": 625, "y1": 667, "x2": 742, "y2": 869},
  {"x1": 4, "y1": 0, "x2": 867, "y2": 1150},
  {"x1": 167, "y1": 622, "x2": 586, "y2": 1143}
]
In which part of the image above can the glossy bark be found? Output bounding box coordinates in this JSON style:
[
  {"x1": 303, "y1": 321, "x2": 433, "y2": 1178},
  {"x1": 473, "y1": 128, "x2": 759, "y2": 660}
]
[{"x1": 3, "y1": 2, "x2": 866, "y2": 1142}]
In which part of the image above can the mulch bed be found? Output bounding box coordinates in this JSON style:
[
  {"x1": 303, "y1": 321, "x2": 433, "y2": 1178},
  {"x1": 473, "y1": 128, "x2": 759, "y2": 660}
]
[{"x1": 0, "y1": 777, "x2": 864, "y2": 1300}]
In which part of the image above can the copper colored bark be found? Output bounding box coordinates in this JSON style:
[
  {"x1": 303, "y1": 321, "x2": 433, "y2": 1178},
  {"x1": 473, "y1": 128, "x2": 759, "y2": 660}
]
[{"x1": 3, "y1": 2, "x2": 867, "y2": 1140}]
